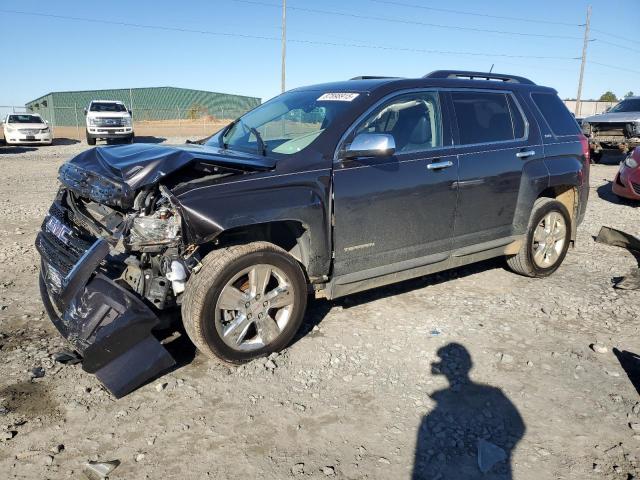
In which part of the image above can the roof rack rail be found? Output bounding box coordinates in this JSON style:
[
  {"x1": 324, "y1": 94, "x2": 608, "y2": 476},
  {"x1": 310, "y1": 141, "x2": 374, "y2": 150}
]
[
  {"x1": 349, "y1": 76, "x2": 399, "y2": 80},
  {"x1": 424, "y1": 70, "x2": 535, "y2": 85}
]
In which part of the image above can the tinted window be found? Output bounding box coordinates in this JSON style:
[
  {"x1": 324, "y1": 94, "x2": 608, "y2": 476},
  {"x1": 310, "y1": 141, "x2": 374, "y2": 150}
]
[
  {"x1": 506, "y1": 95, "x2": 526, "y2": 139},
  {"x1": 451, "y1": 92, "x2": 514, "y2": 144},
  {"x1": 356, "y1": 92, "x2": 442, "y2": 153},
  {"x1": 90, "y1": 102, "x2": 127, "y2": 112},
  {"x1": 609, "y1": 99, "x2": 640, "y2": 113},
  {"x1": 531, "y1": 93, "x2": 580, "y2": 136},
  {"x1": 8, "y1": 115, "x2": 43, "y2": 124}
]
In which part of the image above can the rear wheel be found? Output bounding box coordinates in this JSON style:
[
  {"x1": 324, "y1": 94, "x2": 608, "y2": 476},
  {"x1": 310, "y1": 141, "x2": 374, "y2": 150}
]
[
  {"x1": 506, "y1": 198, "x2": 571, "y2": 278},
  {"x1": 182, "y1": 242, "x2": 308, "y2": 363}
]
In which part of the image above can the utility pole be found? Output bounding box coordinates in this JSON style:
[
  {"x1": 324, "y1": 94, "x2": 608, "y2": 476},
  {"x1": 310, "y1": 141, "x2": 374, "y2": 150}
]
[
  {"x1": 281, "y1": 0, "x2": 286, "y2": 93},
  {"x1": 575, "y1": 5, "x2": 592, "y2": 116}
]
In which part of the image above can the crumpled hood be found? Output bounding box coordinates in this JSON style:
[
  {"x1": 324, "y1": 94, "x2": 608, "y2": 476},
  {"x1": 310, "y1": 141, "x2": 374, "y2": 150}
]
[
  {"x1": 58, "y1": 143, "x2": 275, "y2": 208},
  {"x1": 584, "y1": 112, "x2": 640, "y2": 124}
]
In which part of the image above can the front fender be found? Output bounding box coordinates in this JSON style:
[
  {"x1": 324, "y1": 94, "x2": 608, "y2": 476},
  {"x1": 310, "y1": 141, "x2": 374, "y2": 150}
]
[{"x1": 174, "y1": 169, "x2": 332, "y2": 278}]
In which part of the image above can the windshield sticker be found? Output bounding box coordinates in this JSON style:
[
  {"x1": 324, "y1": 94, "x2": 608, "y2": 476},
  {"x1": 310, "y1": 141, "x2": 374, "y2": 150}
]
[{"x1": 317, "y1": 92, "x2": 360, "y2": 102}]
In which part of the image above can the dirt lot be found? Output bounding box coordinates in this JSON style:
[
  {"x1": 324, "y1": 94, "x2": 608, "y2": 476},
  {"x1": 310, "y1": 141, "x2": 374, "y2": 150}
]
[
  {"x1": 0, "y1": 139, "x2": 639, "y2": 479},
  {"x1": 49, "y1": 120, "x2": 228, "y2": 143}
]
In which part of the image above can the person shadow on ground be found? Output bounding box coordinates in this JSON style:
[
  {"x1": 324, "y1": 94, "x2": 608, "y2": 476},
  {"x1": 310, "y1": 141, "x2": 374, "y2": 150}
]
[{"x1": 412, "y1": 343, "x2": 525, "y2": 480}]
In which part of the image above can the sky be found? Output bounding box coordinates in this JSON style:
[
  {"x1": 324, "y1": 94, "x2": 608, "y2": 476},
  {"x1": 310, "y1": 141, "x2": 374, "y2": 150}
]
[{"x1": 0, "y1": 0, "x2": 637, "y2": 106}]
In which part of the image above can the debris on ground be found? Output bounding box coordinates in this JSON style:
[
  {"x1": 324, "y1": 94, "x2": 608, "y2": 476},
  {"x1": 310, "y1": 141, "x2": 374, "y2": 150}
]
[
  {"x1": 82, "y1": 460, "x2": 120, "y2": 479},
  {"x1": 477, "y1": 438, "x2": 507, "y2": 473},
  {"x1": 595, "y1": 226, "x2": 640, "y2": 290}
]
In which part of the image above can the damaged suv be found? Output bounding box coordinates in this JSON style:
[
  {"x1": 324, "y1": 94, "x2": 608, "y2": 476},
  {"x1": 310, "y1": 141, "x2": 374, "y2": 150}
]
[{"x1": 37, "y1": 71, "x2": 590, "y2": 396}]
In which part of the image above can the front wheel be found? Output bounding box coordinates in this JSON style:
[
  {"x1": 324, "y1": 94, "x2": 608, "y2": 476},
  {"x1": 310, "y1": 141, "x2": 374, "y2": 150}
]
[
  {"x1": 506, "y1": 198, "x2": 571, "y2": 278},
  {"x1": 590, "y1": 150, "x2": 603, "y2": 164},
  {"x1": 86, "y1": 131, "x2": 96, "y2": 146},
  {"x1": 182, "y1": 242, "x2": 308, "y2": 363}
]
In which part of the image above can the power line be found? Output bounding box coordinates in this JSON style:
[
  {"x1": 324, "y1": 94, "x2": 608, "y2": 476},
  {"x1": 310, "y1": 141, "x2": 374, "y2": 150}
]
[
  {"x1": 232, "y1": 0, "x2": 583, "y2": 40},
  {"x1": 592, "y1": 38, "x2": 640, "y2": 56},
  {"x1": 0, "y1": 8, "x2": 578, "y2": 60},
  {"x1": 367, "y1": 0, "x2": 580, "y2": 27},
  {"x1": 591, "y1": 28, "x2": 638, "y2": 45},
  {"x1": 588, "y1": 61, "x2": 640, "y2": 75}
]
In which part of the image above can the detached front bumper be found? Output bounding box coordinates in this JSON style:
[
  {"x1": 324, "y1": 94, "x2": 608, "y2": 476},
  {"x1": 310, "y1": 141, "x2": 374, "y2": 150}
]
[{"x1": 36, "y1": 214, "x2": 175, "y2": 397}]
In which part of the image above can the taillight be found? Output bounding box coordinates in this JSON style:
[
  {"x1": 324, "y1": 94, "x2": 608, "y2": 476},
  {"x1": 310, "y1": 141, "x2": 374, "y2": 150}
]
[
  {"x1": 578, "y1": 134, "x2": 590, "y2": 185},
  {"x1": 580, "y1": 134, "x2": 590, "y2": 163}
]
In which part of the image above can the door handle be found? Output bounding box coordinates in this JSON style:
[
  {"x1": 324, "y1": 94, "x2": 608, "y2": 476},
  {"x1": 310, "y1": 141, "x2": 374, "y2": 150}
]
[
  {"x1": 516, "y1": 150, "x2": 536, "y2": 159},
  {"x1": 427, "y1": 160, "x2": 453, "y2": 170}
]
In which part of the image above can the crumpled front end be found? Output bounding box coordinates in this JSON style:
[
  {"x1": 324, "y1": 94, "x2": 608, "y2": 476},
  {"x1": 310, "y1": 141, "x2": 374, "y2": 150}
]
[
  {"x1": 36, "y1": 187, "x2": 181, "y2": 397},
  {"x1": 36, "y1": 143, "x2": 271, "y2": 396},
  {"x1": 585, "y1": 120, "x2": 640, "y2": 154}
]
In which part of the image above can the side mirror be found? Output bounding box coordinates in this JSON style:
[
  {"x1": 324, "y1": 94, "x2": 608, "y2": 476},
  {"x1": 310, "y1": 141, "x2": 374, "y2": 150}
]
[
  {"x1": 344, "y1": 133, "x2": 396, "y2": 159},
  {"x1": 83, "y1": 108, "x2": 88, "y2": 116}
]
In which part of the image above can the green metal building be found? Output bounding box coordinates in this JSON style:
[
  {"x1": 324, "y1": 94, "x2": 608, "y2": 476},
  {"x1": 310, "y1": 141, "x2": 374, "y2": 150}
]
[{"x1": 25, "y1": 87, "x2": 261, "y2": 126}]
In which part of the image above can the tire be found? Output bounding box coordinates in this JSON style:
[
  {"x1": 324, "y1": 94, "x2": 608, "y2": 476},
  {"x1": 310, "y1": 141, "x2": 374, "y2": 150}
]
[
  {"x1": 506, "y1": 198, "x2": 571, "y2": 278},
  {"x1": 590, "y1": 150, "x2": 603, "y2": 164},
  {"x1": 86, "y1": 131, "x2": 96, "y2": 146},
  {"x1": 129, "y1": 133, "x2": 135, "y2": 144},
  {"x1": 182, "y1": 242, "x2": 308, "y2": 363}
]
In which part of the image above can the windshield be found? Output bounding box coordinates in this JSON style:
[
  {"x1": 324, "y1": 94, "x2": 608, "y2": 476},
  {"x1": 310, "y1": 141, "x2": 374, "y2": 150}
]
[
  {"x1": 90, "y1": 102, "x2": 127, "y2": 112},
  {"x1": 211, "y1": 90, "x2": 357, "y2": 155},
  {"x1": 8, "y1": 114, "x2": 43, "y2": 124},
  {"x1": 609, "y1": 99, "x2": 640, "y2": 113}
]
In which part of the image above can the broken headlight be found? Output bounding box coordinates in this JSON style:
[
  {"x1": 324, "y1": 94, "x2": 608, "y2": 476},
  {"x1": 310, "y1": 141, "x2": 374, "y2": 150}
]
[{"x1": 128, "y1": 208, "x2": 181, "y2": 247}]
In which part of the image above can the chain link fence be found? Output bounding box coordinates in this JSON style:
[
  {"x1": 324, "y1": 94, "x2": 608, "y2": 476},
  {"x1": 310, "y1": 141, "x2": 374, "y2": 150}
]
[
  {"x1": 1, "y1": 104, "x2": 251, "y2": 142},
  {"x1": 0, "y1": 99, "x2": 621, "y2": 143}
]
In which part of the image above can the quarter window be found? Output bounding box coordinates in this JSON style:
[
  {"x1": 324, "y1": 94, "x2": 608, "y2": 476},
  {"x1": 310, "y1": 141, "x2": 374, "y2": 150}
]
[
  {"x1": 531, "y1": 92, "x2": 580, "y2": 136},
  {"x1": 451, "y1": 91, "x2": 523, "y2": 145},
  {"x1": 355, "y1": 92, "x2": 442, "y2": 153}
]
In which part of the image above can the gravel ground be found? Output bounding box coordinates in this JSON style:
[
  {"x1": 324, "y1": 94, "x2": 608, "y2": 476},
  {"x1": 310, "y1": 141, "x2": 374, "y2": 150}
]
[{"x1": 0, "y1": 139, "x2": 639, "y2": 479}]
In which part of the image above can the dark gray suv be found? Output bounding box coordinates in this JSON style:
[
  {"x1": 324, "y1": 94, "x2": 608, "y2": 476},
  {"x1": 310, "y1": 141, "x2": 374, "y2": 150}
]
[{"x1": 37, "y1": 70, "x2": 590, "y2": 396}]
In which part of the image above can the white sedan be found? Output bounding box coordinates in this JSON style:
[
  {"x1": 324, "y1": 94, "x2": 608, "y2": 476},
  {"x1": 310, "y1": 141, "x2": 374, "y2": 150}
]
[{"x1": 2, "y1": 113, "x2": 53, "y2": 145}]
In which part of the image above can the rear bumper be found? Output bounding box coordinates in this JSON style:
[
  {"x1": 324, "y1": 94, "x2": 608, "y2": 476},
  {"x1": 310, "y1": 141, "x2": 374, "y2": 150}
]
[{"x1": 37, "y1": 234, "x2": 175, "y2": 397}]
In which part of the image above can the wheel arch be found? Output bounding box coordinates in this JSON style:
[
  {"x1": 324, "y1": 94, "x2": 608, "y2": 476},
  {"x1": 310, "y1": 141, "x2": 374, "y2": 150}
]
[
  {"x1": 200, "y1": 220, "x2": 316, "y2": 280},
  {"x1": 536, "y1": 184, "x2": 579, "y2": 242}
]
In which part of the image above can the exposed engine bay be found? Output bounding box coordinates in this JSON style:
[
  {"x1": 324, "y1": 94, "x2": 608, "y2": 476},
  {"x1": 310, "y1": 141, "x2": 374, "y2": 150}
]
[{"x1": 36, "y1": 142, "x2": 274, "y2": 397}]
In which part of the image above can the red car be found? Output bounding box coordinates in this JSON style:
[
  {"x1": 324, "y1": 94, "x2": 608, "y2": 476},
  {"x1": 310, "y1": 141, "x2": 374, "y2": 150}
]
[{"x1": 613, "y1": 148, "x2": 640, "y2": 201}]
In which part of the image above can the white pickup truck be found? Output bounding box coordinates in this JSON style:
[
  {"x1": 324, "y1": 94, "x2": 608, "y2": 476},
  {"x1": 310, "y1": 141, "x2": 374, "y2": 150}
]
[{"x1": 84, "y1": 100, "x2": 134, "y2": 145}]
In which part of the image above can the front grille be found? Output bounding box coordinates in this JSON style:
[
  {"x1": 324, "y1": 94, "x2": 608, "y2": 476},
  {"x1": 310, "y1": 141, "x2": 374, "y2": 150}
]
[
  {"x1": 94, "y1": 117, "x2": 124, "y2": 127},
  {"x1": 37, "y1": 200, "x2": 97, "y2": 277},
  {"x1": 632, "y1": 182, "x2": 640, "y2": 195},
  {"x1": 18, "y1": 128, "x2": 40, "y2": 135}
]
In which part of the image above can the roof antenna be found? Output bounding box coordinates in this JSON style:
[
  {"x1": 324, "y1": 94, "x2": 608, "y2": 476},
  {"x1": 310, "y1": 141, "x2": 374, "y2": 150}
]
[{"x1": 489, "y1": 64, "x2": 495, "y2": 73}]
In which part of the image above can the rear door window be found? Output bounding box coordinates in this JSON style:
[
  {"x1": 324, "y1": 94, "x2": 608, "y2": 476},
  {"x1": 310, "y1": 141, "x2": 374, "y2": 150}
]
[
  {"x1": 531, "y1": 93, "x2": 580, "y2": 136},
  {"x1": 451, "y1": 92, "x2": 521, "y2": 145}
]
